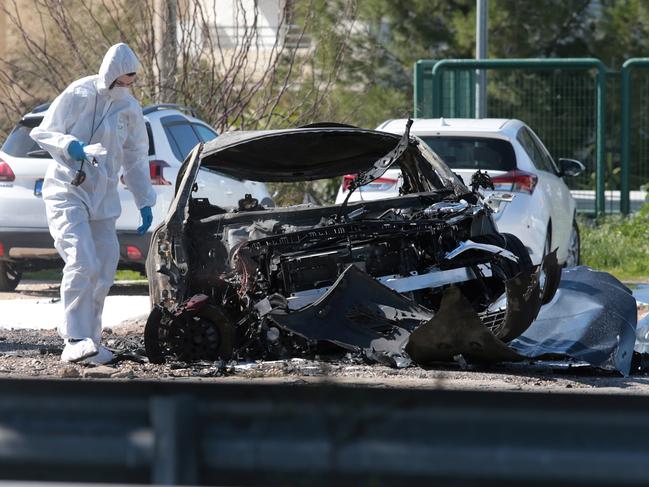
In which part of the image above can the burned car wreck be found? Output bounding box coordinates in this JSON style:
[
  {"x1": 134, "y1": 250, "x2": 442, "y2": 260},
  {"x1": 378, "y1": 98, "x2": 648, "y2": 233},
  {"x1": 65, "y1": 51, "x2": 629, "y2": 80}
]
[{"x1": 145, "y1": 123, "x2": 558, "y2": 367}]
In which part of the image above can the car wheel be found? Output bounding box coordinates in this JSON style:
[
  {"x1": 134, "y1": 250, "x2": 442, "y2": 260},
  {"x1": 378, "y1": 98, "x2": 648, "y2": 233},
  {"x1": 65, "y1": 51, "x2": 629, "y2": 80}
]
[
  {"x1": 539, "y1": 230, "x2": 561, "y2": 305},
  {"x1": 564, "y1": 219, "x2": 580, "y2": 268},
  {"x1": 0, "y1": 260, "x2": 22, "y2": 292},
  {"x1": 145, "y1": 304, "x2": 236, "y2": 364}
]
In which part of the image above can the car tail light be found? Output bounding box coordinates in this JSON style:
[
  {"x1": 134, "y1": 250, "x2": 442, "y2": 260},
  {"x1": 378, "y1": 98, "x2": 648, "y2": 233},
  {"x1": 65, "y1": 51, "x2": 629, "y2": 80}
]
[
  {"x1": 365, "y1": 177, "x2": 398, "y2": 191},
  {"x1": 0, "y1": 242, "x2": 4, "y2": 257},
  {"x1": 0, "y1": 160, "x2": 15, "y2": 182},
  {"x1": 149, "y1": 160, "x2": 171, "y2": 185},
  {"x1": 342, "y1": 174, "x2": 398, "y2": 192},
  {"x1": 491, "y1": 170, "x2": 538, "y2": 194},
  {"x1": 342, "y1": 174, "x2": 356, "y2": 191},
  {"x1": 126, "y1": 245, "x2": 143, "y2": 260}
]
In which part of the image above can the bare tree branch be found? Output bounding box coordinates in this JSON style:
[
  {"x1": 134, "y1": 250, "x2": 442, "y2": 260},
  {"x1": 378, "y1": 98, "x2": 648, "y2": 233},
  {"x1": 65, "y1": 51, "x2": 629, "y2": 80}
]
[{"x1": 0, "y1": 0, "x2": 358, "y2": 140}]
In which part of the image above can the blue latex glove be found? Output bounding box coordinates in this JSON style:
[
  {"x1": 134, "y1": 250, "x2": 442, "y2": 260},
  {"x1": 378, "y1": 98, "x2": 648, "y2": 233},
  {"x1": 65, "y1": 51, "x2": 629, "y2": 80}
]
[
  {"x1": 67, "y1": 140, "x2": 86, "y2": 161},
  {"x1": 137, "y1": 206, "x2": 153, "y2": 235}
]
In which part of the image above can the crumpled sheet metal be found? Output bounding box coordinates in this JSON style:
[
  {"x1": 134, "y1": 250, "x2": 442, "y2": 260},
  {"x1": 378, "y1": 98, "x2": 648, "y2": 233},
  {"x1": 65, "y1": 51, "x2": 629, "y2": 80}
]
[
  {"x1": 496, "y1": 264, "x2": 543, "y2": 342},
  {"x1": 270, "y1": 264, "x2": 537, "y2": 367},
  {"x1": 406, "y1": 266, "x2": 543, "y2": 364},
  {"x1": 270, "y1": 265, "x2": 433, "y2": 367},
  {"x1": 271, "y1": 264, "x2": 636, "y2": 376},
  {"x1": 510, "y1": 266, "x2": 637, "y2": 376},
  {"x1": 406, "y1": 286, "x2": 523, "y2": 364}
]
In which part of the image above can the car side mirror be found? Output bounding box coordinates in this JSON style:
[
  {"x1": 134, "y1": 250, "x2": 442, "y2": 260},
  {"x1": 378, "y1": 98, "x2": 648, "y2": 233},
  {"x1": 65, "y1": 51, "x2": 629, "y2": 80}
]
[{"x1": 558, "y1": 158, "x2": 584, "y2": 177}]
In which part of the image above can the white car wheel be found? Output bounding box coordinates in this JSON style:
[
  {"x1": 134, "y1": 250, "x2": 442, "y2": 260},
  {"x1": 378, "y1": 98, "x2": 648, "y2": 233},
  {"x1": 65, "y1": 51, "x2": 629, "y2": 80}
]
[
  {"x1": 538, "y1": 234, "x2": 549, "y2": 293},
  {"x1": 539, "y1": 229, "x2": 561, "y2": 305},
  {"x1": 564, "y1": 220, "x2": 580, "y2": 268}
]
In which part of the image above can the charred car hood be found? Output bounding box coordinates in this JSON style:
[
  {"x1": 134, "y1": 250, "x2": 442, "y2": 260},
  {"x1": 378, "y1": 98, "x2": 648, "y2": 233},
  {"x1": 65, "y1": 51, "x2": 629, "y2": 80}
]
[{"x1": 198, "y1": 128, "x2": 405, "y2": 181}]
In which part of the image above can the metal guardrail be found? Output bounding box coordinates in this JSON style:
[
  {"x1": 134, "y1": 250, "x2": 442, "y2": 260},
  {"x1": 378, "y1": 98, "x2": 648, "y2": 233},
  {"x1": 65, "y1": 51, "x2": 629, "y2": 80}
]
[{"x1": 1, "y1": 378, "x2": 649, "y2": 485}]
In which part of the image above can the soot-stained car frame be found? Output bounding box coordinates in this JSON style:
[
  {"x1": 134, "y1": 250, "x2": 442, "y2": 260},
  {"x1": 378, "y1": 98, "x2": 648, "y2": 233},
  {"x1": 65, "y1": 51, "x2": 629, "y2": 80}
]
[{"x1": 144, "y1": 123, "x2": 558, "y2": 367}]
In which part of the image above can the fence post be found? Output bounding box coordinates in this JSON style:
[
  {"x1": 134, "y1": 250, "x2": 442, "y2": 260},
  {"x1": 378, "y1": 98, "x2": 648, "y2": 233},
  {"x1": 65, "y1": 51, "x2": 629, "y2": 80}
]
[
  {"x1": 621, "y1": 62, "x2": 631, "y2": 215},
  {"x1": 620, "y1": 59, "x2": 649, "y2": 215},
  {"x1": 414, "y1": 61, "x2": 424, "y2": 118},
  {"x1": 595, "y1": 65, "x2": 607, "y2": 216},
  {"x1": 414, "y1": 60, "x2": 437, "y2": 117}
]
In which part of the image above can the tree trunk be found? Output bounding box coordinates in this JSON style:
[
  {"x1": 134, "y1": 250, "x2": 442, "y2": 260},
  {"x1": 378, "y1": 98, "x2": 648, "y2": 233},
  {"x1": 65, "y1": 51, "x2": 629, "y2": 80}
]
[{"x1": 154, "y1": 0, "x2": 178, "y2": 102}]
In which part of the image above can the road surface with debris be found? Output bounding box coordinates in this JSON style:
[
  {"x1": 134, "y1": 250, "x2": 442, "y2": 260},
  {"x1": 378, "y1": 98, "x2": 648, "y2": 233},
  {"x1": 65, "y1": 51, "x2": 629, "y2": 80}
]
[{"x1": 2, "y1": 279, "x2": 649, "y2": 393}]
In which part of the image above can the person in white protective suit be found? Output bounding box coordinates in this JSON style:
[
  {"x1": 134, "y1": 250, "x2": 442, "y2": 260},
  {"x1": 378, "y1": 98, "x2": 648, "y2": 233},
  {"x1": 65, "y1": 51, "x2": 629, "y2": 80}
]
[{"x1": 31, "y1": 43, "x2": 156, "y2": 365}]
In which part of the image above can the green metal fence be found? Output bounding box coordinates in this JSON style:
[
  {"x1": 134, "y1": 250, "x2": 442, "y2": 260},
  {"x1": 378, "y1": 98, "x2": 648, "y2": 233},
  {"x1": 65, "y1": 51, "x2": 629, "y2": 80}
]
[
  {"x1": 621, "y1": 58, "x2": 649, "y2": 215},
  {"x1": 413, "y1": 58, "x2": 649, "y2": 215},
  {"x1": 424, "y1": 59, "x2": 607, "y2": 214},
  {"x1": 414, "y1": 60, "x2": 475, "y2": 118}
]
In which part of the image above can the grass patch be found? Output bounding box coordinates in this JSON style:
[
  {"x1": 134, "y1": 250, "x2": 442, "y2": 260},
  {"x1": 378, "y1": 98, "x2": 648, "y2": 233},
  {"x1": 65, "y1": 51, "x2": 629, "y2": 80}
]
[
  {"x1": 114, "y1": 270, "x2": 146, "y2": 281},
  {"x1": 580, "y1": 203, "x2": 649, "y2": 281}
]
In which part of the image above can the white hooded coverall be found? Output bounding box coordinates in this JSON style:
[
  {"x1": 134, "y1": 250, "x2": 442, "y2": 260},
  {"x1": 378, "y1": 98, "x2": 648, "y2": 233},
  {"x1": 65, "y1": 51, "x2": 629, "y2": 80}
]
[{"x1": 31, "y1": 43, "x2": 156, "y2": 344}]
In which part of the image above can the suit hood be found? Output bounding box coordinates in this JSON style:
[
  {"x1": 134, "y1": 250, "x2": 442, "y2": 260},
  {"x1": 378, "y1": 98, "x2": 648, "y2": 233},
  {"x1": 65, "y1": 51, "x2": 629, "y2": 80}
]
[{"x1": 96, "y1": 43, "x2": 140, "y2": 94}]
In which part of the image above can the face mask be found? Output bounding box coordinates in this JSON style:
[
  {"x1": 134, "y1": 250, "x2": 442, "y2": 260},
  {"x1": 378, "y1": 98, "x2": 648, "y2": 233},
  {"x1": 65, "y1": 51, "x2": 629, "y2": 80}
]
[{"x1": 109, "y1": 87, "x2": 130, "y2": 100}]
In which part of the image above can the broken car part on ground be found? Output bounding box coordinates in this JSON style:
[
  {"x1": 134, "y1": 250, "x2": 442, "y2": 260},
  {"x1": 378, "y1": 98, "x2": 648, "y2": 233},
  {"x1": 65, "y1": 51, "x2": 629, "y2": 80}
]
[{"x1": 144, "y1": 123, "x2": 564, "y2": 368}]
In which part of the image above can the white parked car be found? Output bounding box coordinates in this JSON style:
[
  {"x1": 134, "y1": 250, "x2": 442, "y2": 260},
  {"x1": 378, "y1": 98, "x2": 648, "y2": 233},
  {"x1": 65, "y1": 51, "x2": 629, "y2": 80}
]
[
  {"x1": 336, "y1": 118, "x2": 583, "y2": 301},
  {"x1": 0, "y1": 103, "x2": 273, "y2": 291}
]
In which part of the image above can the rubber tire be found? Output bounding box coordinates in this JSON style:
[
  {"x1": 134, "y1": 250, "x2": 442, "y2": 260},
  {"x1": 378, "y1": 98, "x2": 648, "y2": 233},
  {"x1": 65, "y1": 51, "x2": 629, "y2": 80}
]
[
  {"x1": 144, "y1": 304, "x2": 236, "y2": 364},
  {"x1": 0, "y1": 261, "x2": 22, "y2": 292},
  {"x1": 565, "y1": 219, "x2": 581, "y2": 268},
  {"x1": 540, "y1": 231, "x2": 561, "y2": 305}
]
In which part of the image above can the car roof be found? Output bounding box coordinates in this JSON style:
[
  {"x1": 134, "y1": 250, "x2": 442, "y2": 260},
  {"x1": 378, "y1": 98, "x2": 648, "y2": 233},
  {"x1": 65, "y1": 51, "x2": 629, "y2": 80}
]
[
  {"x1": 19, "y1": 102, "x2": 204, "y2": 124},
  {"x1": 377, "y1": 118, "x2": 523, "y2": 135}
]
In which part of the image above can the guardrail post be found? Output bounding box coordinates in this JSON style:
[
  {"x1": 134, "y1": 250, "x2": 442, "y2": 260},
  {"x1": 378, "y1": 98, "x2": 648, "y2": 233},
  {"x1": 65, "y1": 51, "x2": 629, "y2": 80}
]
[{"x1": 151, "y1": 395, "x2": 198, "y2": 485}]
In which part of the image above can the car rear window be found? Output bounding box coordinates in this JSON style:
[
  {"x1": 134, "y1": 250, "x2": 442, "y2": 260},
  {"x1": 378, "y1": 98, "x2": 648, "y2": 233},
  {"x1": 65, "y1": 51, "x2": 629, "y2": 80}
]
[
  {"x1": 419, "y1": 136, "x2": 516, "y2": 171},
  {"x1": 161, "y1": 116, "x2": 218, "y2": 161},
  {"x1": 193, "y1": 123, "x2": 217, "y2": 142},
  {"x1": 1, "y1": 118, "x2": 48, "y2": 158}
]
